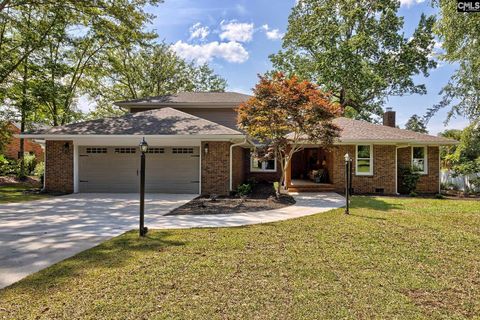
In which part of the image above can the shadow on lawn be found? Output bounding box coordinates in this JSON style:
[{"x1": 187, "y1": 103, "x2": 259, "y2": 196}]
[
  {"x1": 350, "y1": 196, "x2": 404, "y2": 212},
  {"x1": 6, "y1": 230, "x2": 185, "y2": 292}
]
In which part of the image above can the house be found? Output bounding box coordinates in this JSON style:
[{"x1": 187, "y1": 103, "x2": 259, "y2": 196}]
[
  {"x1": 20, "y1": 92, "x2": 456, "y2": 195},
  {"x1": 3, "y1": 122, "x2": 46, "y2": 160}
]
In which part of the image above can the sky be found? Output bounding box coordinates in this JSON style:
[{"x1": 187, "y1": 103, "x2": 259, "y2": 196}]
[{"x1": 83, "y1": 0, "x2": 469, "y2": 134}]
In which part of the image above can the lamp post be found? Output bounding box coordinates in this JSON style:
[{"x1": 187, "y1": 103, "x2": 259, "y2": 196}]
[
  {"x1": 344, "y1": 153, "x2": 352, "y2": 214},
  {"x1": 139, "y1": 137, "x2": 149, "y2": 236}
]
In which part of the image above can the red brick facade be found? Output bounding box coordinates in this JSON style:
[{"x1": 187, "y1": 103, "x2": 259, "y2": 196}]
[
  {"x1": 4, "y1": 123, "x2": 44, "y2": 160},
  {"x1": 398, "y1": 146, "x2": 439, "y2": 194},
  {"x1": 330, "y1": 145, "x2": 440, "y2": 195},
  {"x1": 45, "y1": 140, "x2": 73, "y2": 194},
  {"x1": 332, "y1": 145, "x2": 397, "y2": 194},
  {"x1": 201, "y1": 141, "x2": 230, "y2": 195}
]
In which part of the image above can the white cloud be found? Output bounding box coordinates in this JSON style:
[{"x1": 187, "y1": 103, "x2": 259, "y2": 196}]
[
  {"x1": 261, "y1": 24, "x2": 284, "y2": 40},
  {"x1": 171, "y1": 40, "x2": 249, "y2": 64},
  {"x1": 189, "y1": 22, "x2": 209, "y2": 40},
  {"x1": 219, "y1": 21, "x2": 254, "y2": 42},
  {"x1": 399, "y1": 0, "x2": 425, "y2": 7}
]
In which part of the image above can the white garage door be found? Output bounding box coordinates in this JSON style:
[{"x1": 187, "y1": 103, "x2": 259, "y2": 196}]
[{"x1": 78, "y1": 146, "x2": 200, "y2": 193}]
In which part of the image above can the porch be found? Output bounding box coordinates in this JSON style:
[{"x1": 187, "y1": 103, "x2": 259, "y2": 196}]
[{"x1": 286, "y1": 146, "x2": 336, "y2": 193}]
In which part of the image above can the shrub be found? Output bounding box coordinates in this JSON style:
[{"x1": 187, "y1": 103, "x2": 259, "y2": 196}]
[
  {"x1": 470, "y1": 177, "x2": 480, "y2": 193},
  {"x1": 409, "y1": 191, "x2": 418, "y2": 197},
  {"x1": 435, "y1": 193, "x2": 445, "y2": 199},
  {"x1": 0, "y1": 155, "x2": 18, "y2": 176},
  {"x1": 237, "y1": 183, "x2": 252, "y2": 196},
  {"x1": 399, "y1": 166, "x2": 420, "y2": 194}
]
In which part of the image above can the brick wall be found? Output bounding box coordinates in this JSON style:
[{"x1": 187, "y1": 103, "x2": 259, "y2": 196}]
[
  {"x1": 332, "y1": 145, "x2": 397, "y2": 194},
  {"x1": 201, "y1": 141, "x2": 230, "y2": 195},
  {"x1": 231, "y1": 146, "x2": 245, "y2": 190},
  {"x1": 45, "y1": 140, "x2": 73, "y2": 194},
  {"x1": 244, "y1": 149, "x2": 282, "y2": 183},
  {"x1": 4, "y1": 123, "x2": 44, "y2": 160},
  {"x1": 398, "y1": 146, "x2": 439, "y2": 194}
]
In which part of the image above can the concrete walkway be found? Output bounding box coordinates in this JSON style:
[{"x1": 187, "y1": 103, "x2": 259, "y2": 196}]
[{"x1": 0, "y1": 192, "x2": 344, "y2": 289}]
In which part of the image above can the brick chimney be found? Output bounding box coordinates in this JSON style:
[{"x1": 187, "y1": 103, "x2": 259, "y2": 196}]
[{"x1": 383, "y1": 107, "x2": 396, "y2": 128}]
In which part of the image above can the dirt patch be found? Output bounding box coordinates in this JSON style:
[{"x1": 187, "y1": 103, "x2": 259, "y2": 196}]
[
  {"x1": 0, "y1": 176, "x2": 41, "y2": 187},
  {"x1": 167, "y1": 183, "x2": 295, "y2": 215},
  {"x1": 404, "y1": 288, "x2": 476, "y2": 318}
]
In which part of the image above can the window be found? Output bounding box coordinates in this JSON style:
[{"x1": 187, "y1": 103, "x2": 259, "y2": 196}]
[
  {"x1": 412, "y1": 146, "x2": 427, "y2": 174},
  {"x1": 114, "y1": 147, "x2": 136, "y2": 154},
  {"x1": 86, "y1": 147, "x2": 107, "y2": 154},
  {"x1": 172, "y1": 147, "x2": 193, "y2": 154},
  {"x1": 356, "y1": 145, "x2": 373, "y2": 175},
  {"x1": 250, "y1": 156, "x2": 276, "y2": 172},
  {"x1": 147, "y1": 148, "x2": 165, "y2": 154}
]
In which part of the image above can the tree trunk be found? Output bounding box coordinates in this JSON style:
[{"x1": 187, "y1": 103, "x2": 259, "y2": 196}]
[{"x1": 19, "y1": 59, "x2": 28, "y2": 179}]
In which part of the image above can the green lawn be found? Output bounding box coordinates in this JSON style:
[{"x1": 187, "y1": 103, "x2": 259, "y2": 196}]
[
  {"x1": 1, "y1": 197, "x2": 479, "y2": 319},
  {"x1": 0, "y1": 185, "x2": 48, "y2": 204}
]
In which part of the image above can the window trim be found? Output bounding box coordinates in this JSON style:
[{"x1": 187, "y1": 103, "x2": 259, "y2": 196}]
[
  {"x1": 411, "y1": 146, "x2": 428, "y2": 175},
  {"x1": 250, "y1": 156, "x2": 277, "y2": 173},
  {"x1": 355, "y1": 144, "x2": 373, "y2": 176}
]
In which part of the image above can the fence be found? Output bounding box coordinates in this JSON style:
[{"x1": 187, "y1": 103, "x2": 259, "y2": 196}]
[{"x1": 441, "y1": 170, "x2": 480, "y2": 191}]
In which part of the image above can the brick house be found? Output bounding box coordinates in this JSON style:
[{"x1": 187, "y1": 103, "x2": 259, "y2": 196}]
[
  {"x1": 3, "y1": 122, "x2": 45, "y2": 160},
  {"x1": 20, "y1": 92, "x2": 456, "y2": 195}
]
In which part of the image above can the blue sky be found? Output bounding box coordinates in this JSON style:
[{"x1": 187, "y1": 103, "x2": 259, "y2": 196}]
[{"x1": 128, "y1": 0, "x2": 468, "y2": 134}]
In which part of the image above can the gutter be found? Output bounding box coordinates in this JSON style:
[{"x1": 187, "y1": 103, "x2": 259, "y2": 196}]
[{"x1": 229, "y1": 137, "x2": 253, "y2": 192}]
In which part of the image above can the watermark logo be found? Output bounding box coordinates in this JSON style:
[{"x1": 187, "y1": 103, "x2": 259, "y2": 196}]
[{"x1": 457, "y1": 0, "x2": 480, "y2": 12}]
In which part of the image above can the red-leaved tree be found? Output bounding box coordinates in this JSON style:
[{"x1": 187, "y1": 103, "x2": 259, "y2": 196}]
[{"x1": 237, "y1": 73, "x2": 341, "y2": 191}]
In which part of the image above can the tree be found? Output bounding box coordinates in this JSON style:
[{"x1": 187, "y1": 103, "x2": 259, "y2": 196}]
[
  {"x1": 426, "y1": 0, "x2": 480, "y2": 123},
  {"x1": 85, "y1": 43, "x2": 227, "y2": 117},
  {"x1": 0, "y1": 1, "x2": 162, "y2": 86},
  {"x1": 439, "y1": 128, "x2": 462, "y2": 169},
  {"x1": 237, "y1": 73, "x2": 341, "y2": 191},
  {"x1": 405, "y1": 114, "x2": 428, "y2": 133},
  {"x1": 440, "y1": 122, "x2": 480, "y2": 176},
  {"x1": 270, "y1": 0, "x2": 436, "y2": 120}
]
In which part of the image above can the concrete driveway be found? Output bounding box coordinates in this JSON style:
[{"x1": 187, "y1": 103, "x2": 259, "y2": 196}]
[
  {"x1": 0, "y1": 193, "x2": 196, "y2": 289},
  {"x1": 0, "y1": 192, "x2": 345, "y2": 289}
]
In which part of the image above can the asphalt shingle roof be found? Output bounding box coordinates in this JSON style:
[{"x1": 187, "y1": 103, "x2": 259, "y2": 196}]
[
  {"x1": 32, "y1": 107, "x2": 242, "y2": 136},
  {"x1": 115, "y1": 92, "x2": 252, "y2": 105},
  {"x1": 333, "y1": 117, "x2": 456, "y2": 144}
]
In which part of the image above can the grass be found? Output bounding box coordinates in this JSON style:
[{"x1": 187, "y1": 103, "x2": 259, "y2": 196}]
[
  {"x1": 1, "y1": 197, "x2": 480, "y2": 319},
  {"x1": 0, "y1": 184, "x2": 49, "y2": 204}
]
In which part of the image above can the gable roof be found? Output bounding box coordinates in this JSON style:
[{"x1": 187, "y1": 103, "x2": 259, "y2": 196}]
[
  {"x1": 25, "y1": 107, "x2": 242, "y2": 136},
  {"x1": 286, "y1": 117, "x2": 457, "y2": 145},
  {"x1": 333, "y1": 117, "x2": 456, "y2": 145},
  {"x1": 115, "y1": 92, "x2": 252, "y2": 107}
]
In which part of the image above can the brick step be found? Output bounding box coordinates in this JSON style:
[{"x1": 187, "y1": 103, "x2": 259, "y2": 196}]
[{"x1": 288, "y1": 185, "x2": 336, "y2": 193}]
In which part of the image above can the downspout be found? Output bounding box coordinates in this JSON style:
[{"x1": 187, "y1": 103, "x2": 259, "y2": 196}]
[{"x1": 229, "y1": 137, "x2": 249, "y2": 192}]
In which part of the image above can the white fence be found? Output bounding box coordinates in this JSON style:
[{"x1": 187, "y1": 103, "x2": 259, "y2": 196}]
[{"x1": 441, "y1": 170, "x2": 480, "y2": 191}]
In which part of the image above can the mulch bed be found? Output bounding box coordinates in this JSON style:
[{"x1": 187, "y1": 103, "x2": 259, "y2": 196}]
[
  {"x1": 0, "y1": 176, "x2": 41, "y2": 187},
  {"x1": 167, "y1": 183, "x2": 296, "y2": 216}
]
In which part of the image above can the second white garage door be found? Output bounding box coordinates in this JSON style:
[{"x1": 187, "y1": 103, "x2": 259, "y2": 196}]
[{"x1": 78, "y1": 146, "x2": 200, "y2": 194}]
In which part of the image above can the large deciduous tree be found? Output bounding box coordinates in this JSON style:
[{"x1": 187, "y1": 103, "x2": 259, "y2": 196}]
[
  {"x1": 426, "y1": 0, "x2": 480, "y2": 123},
  {"x1": 237, "y1": 73, "x2": 341, "y2": 190},
  {"x1": 85, "y1": 44, "x2": 227, "y2": 118},
  {"x1": 270, "y1": 0, "x2": 436, "y2": 120},
  {"x1": 405, "y1": 114, "x2": 428, "y2": 133}
]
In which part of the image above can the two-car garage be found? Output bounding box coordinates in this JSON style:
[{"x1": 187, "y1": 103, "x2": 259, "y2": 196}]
[{"x1": 78, "y1": 146, "x2": 200, "y2": 194}]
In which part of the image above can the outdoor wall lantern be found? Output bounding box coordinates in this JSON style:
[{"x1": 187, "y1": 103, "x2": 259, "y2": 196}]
[
  {"x1": 139, "y1": 137, "x2": 149, "y2": 237},
  {"x1": 344, "y1": 153, "x2": 353, "y2": 215},
  {"x1": 63, "y1": 142, "x2": 70, "y2": 154},
  {"x1": 204, "y1": 143, "x2": 209, "y2": 155}
]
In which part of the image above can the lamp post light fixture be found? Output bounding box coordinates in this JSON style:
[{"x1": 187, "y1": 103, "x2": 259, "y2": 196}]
[
  {"x1": 139, "y1": 137, "x2": 149, "y2": 237},
  {"x1": 344, "y1": 153, "x2": 352, "y2": 215}
]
